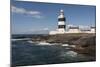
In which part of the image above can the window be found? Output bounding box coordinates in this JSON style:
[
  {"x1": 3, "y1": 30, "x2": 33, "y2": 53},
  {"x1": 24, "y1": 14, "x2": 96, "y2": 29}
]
[{"x1": 58, "y1": 25, "x2": 66, "y2": 28}]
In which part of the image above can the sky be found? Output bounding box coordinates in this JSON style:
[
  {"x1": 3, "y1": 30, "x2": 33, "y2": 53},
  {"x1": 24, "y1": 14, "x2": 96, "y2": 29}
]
[{"x1": 11, "y1": 0, "x2": 96, "y2": 34}]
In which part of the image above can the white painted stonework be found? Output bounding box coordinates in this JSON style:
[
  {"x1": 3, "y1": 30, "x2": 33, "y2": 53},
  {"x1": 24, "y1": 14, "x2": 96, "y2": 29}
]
[
  {"x1": 58, "y1": 21, "x2": 65, "y2": 25},
  {"x1": 57, "y1": 28, "x2": 66, "y2": 33},
  {"x1": 58, "y1": 15, "x2": 64, "y2": 18},
  {"x1": 49, "y1": 28, "x2": 95, "y2": 35},
  {"x1": 91, "y1": 28, "x2": 95, "y2": 33},
  {"x1": 66, "y1": 29, "x2": 81, "y2": 33}
]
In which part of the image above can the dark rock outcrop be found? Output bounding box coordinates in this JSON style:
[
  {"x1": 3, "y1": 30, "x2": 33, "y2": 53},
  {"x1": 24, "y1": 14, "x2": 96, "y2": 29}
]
[{"x1": 32, "y1": 33, "x2": 96, "y2": 57}]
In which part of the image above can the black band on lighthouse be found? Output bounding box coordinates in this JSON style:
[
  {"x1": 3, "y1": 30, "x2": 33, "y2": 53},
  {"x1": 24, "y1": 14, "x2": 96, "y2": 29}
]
[
  {"x1": 58, "y1": 25, "x2": 66, "y2": 28},
  {"x1": 58, "y1": 18, "x2": 66, "y2": 21}
]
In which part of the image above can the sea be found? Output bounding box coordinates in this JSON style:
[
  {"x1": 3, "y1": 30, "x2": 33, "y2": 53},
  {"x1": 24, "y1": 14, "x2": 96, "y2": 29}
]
[{"x1": 11, "y1": 34, "x2": 95, "y2": 66}]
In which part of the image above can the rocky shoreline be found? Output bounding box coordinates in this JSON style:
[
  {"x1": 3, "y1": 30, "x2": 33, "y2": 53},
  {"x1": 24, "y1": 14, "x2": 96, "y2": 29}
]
[{"x1": 31, "y1": 33, "x2": 96, "y2": 58}]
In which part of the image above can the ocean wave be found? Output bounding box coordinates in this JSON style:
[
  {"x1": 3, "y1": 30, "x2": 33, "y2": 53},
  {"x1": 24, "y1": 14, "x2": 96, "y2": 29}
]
[
  {"x1": 27, "y1": 41, "x2": 56, "y2": 45},
  {"x1": 11, "y1": 38, "x2": 30, "y2": 41},
  {"x1": 60, "y1": 51, "x2": 78, "y2": 57},
  {"x1": 38, "y1": 42, "x2": 54, "y2": 45},
  {"x1": 27, "y1": 41, "x2": 70, "y2": 46},
  {"x1": 27, "y1": 40, "x2": 35, "y2": 43},
  {"x1": 62, "y1": 44, "x2": 69, "y2": 46},
  {"x1": 69, "y1": 45, "x2": 76, "y2": 48},
  {"x1": 66, "y1": 51, "x2": 78, "y2": 57}
]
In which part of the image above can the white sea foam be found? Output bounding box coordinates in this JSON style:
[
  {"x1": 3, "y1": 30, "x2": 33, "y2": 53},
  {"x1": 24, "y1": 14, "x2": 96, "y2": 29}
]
[
  {"x1": 62, "y1": 44, "x2": 69, "y2": 46},
  {"x1": 11, "y1": 39, "x2": 24, "y2": 41},
  {"x1": 27, "y1": 40, "x2": 54, "y2": 45},
  {"x1": 38, "y1": 42, "x2": 53, "y2": 45},
  {"x1": 11, "y1": 38, "x2": 30, "y2": 41},
  {"x1": 27, "y1": 41, "x2": 70, "y2": 46},
  {"x1": 66, "y1": 51, "x2": 78, "y2": 57},
  {"x1": 27, "y1": 40, "x2": 35, "y2": 43},
  {"x1": 69, "y1": 45, "x2": 76, "y2": 48},
  {"x1": 60, "y1": 51, "x2": 77, "y2": 57}
]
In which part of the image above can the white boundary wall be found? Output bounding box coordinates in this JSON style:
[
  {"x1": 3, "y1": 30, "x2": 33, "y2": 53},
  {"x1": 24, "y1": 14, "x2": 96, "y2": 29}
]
[{"x1": 49, "y1": 28, "x2": 95, "y2": 35}]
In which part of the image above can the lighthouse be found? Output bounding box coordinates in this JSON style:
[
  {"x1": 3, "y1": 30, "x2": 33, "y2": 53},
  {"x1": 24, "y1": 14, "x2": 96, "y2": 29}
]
[{"x1": 57, "y1": 9, "x2": 66, "y2": 33}]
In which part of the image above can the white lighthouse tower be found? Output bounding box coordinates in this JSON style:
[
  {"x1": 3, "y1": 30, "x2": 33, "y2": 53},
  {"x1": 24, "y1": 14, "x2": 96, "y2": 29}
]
[{"x1": 57, "y1": 9, "x2": 66, "y2": 34}]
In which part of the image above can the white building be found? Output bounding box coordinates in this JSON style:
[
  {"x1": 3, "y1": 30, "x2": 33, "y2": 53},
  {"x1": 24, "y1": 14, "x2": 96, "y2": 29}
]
[
  {"x1": 90, "y1": 26, "x2": 95, "y2": 33},
  {"x1": 49, "y1": 9, "x2": 95, "y2": 35},
  {"x1": 66, "y1": 26, "x2": 81, "y2": 33}
]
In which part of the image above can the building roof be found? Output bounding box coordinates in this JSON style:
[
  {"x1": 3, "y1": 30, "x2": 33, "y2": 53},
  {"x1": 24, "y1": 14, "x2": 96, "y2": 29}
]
[
  {"x1": 91, "y1": 26, "x2": 95, "y2": 28},
  {"x1": 69, "y1": 26, "x2": 79, "y2": 29},
  {"x1": 80, "y1": 29, "x2": 91, "y2": 31}
]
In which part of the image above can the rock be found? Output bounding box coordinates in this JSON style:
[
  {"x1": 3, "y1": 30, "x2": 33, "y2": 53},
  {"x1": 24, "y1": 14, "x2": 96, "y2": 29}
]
[{"x1": 31, "y1": 33, "x2": 96, "y2": 57}]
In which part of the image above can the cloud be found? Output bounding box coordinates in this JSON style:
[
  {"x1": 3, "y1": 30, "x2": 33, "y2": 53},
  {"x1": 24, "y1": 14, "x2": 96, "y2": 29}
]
[
  {"x1": 28, "y1": 28, "x2": 49, "y2": 32},
  {"x1": 32, "y1": 15, "x2": 44, "y2": 19},
  {"x1": 43, "y1": 28, "x2": 49, "y2": 30},
  {"x1": 11, "y1": 5, "x2": 43, "y2": 19},
  {"x1": 23, "y1": 28, "x2": 49, "y2": 34}
]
